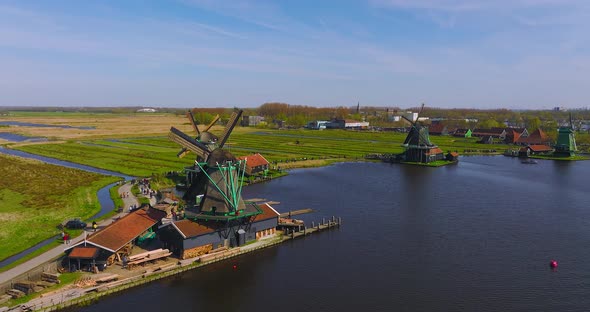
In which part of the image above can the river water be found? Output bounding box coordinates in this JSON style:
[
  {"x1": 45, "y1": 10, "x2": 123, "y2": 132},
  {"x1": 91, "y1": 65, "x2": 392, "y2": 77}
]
[{"x1": 70, "y1": 156, "x2": 590, "y2": 311}]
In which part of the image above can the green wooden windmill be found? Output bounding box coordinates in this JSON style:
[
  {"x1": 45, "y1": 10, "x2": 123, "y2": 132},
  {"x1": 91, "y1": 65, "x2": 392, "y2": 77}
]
[
  {"x1": 168, "y1": 109, "x2": 262, "y2": 222},
  {"x1": 554, "y1": 114, "x2": 577, "y2": 157},
  {"x1": 400, "y1": 103, "x2": 445, "y2": 163}
]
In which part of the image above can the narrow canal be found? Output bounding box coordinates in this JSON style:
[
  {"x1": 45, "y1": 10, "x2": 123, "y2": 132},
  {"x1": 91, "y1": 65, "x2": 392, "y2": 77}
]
[
  {"x1": 71, "y1": 156, "x2": 590, "y2": 312},
  {"x1": 0, "y1": 147, "x2": 133, "y2": 267}
]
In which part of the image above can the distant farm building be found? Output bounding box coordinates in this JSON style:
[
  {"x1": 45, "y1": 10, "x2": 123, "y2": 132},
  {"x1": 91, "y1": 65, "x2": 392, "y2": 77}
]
[
  {"x1": 472, "y1": 128, "x2": 506, "y2": 140},
  {"x1": 307, "y1": 120, "x2": 330, "y2": 130},
  {"x1": 428, "y1": 123, "x2": 448, "y2": 136},
  {"x1": 237, "y1": 153, "x2": 270, "y2": 175},
  {"x1": 136, "y1": 108, "x2": 157, "y2": 113},
  {"x1": 241, "y1": 115, "x2": 265, "y2": 127},
  {"x1": 516, "y1": 129, "x2": 551, "y2": 146},
  {"x1": 502, "y1": 128, "x2": 521, "y2": 144},
  {"x1": 328, "y1": 119, "x2": 369, "y2": 129},
  {"x1": 453, "y1": 128, "x2": 472, "y2": 138},
  {"x1": 158, "y1": 203, "x2": 279, "y2": 259}
]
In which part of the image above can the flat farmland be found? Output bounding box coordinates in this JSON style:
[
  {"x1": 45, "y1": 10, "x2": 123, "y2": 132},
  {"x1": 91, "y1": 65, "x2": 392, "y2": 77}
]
[
  {"x1": 0, "y1": 154, "x2": 118, "y2": 261},
  {"x1": 2, "y1": 112, "x2": 510, "y2": 175}
]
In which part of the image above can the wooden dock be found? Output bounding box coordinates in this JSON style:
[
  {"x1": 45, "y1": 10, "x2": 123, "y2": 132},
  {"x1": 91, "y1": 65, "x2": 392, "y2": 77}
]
[
  {"x1": 279, "y1": 208, "x2": 314, "y2": 218},
  {"x1": 280, "y1": 216, "x2": 341, "y2": 240}
]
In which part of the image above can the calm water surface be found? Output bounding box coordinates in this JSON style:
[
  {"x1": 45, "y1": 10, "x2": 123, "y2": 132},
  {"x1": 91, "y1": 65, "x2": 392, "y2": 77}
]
[{"x1": 74, "y1": 156, "x2": 590, "y2": 311}]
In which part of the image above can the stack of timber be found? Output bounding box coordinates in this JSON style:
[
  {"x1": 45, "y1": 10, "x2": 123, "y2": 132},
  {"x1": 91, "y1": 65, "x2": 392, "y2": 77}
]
[
  {"x1": 94, "y1": 274, "x2": 119, "y2": 284},
  {"x1": 41, "y1": 272, "x2": 60, "y2": 284},
  {"x1": 75, "y1": 277, "x2": 98, "y2": 288},
  {"x1": 13, "y1": 281, "x2": 43, "y2": 295},
  {"x1": 0, "y1": 294, "x2": 12, "y2": 304},
  {"x1": 6, "y1": 289, "x2": 25, "y2": 299},
  {"x1": 127, "y1": 249, "x2": 172, "y2": 269},
  {"x1": 143, "y1": 263, "x2": 177, "y2": 274},
  {"x1": 199, "y1": 248, "x2": 240, "y2": 263}
]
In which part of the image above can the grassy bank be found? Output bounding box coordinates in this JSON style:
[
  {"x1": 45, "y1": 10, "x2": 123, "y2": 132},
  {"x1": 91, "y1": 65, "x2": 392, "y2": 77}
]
[
  {"x1": 0, "y1": 154, "x2": 118, "y2": 261},
  {"x1": 530, "y1": 154, "x2": 590, "y2": 161}
]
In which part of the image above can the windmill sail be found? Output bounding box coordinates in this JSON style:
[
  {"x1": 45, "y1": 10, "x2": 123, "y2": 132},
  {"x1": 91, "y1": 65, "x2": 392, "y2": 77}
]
[
  {"x1": 203, "y1": 115, "x2": 220, "y2": 132},
  {"x1": 187, "y1": 111, "x2": 201, "y2": 135},
  {"x1": 218, "y1": 110, "x2": 243, "y2": 148},
  {"x1": 168, "y1": 127, "x2": 211, "y2": 160}
]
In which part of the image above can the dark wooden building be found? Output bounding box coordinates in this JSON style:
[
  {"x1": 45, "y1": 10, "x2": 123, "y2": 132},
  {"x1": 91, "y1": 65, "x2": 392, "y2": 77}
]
[{"x1": 159, "y1": 203, "x2": 280, "y2": 259}]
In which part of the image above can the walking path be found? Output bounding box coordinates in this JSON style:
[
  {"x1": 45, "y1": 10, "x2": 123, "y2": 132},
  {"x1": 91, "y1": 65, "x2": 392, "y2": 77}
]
[
  {"x1": 118, "y1": 183, "x2": 139, "y2": 212},
  {"x1": 0, "y1": 183, "x2": 138, "y2": 285}
]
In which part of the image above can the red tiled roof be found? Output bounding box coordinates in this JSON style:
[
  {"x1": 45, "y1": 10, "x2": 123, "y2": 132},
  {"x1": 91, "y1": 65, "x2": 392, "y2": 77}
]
[
  {"x1": 171, "y1": 220, "x2": 218, "y2": 238},
  {"x1": 254, "y1": 203, "x2": 280, "y2": 222},
  {"x1": 516, "y1": 129, "x2": 550, "y2": 144},
  {"x1": 528, "y1": 144, "x2": 553, "y2": 152},
  {"x1": 428, "y1": 123, "x2": 446, "y2": 134},
  {"x1": 237, "y1": 153, "x2": 269, "y2": 168},
  {"x1": 504, "y1": 129, "x2": 521, "y2": 143},
  {"x1": 449, "y1": 152, "x2": 459, "y2": 157},
  {"x1": 425, "y1": 147, "x2": 443, "y2": 155},
  {"x1": 68, "y1": 246, "x2": 98, "y2": 259},
  {"x1": 85, "y1": 208, "x2": 165, "y2": 252}
]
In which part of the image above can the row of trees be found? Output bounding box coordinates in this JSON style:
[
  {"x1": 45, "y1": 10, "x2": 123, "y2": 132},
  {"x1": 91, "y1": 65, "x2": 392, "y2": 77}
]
[{"x1": 186, "y1": 103, "x2": 590, "y2": 133}]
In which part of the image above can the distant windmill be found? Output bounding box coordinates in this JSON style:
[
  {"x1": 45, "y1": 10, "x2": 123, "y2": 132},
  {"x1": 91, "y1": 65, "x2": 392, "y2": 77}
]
[
  {"x1": 554, "y1": 113, "x2": 577, "y2": 157},
  {"x1": 399, "y1": 104, "x2": 445, "y2": 163}
]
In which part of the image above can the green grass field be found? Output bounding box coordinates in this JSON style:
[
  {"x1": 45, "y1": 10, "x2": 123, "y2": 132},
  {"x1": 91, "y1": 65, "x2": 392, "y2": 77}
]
[
  {"x1": 12, "y1": 129, "x2": 510, "y2": 176},
  {"x1": 0, "y1": 154, "x2": 118, "y2": 261}
]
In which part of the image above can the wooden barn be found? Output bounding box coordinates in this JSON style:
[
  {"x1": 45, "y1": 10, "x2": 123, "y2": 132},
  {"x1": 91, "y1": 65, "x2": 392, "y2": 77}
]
[{"x1": 64, "y1": 208, "x2": 166, "y2": 271}]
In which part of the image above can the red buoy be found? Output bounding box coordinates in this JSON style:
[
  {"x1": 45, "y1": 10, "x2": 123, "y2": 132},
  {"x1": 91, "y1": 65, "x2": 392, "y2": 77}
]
[
  {"x1": 232, "y1": 264, "x2": 237, "y2": 270},
  {"x1": 550, "y1": 260, "x2": 558, "y2": 269}
]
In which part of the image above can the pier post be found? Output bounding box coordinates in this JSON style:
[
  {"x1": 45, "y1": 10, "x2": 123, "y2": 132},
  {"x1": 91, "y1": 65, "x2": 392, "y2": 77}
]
[
  {"x1": 312, "y1": 221, "x2": 315, "y2": 228},
  {"x1": 317, "y1": 221, "x2": 320, "y2": 230},
  {"x1": 304, "y1": 226, "x2": 306, "y2": 235},
  {"x1": 338, "y1": 217, "x2": 342, "y2": 226},
  {"x1": 323, "y1": 217, "x2": 325, "y2": 225}
]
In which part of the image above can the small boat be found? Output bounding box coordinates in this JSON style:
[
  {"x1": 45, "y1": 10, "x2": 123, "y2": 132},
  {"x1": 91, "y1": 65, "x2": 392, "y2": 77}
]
[{"x1": 521, "y1": 159, "x2": 538, "y2": 164}]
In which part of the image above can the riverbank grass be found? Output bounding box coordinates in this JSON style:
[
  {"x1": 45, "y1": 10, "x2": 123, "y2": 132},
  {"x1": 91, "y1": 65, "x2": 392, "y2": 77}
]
[
  {"x1": 401, "y1": 160, "x2": 458, "y2": 167},
  {"x1": 0, "y1": 154, "x2": 118, "y2": 262},
  {"x1": 530, "y1": 154, "x2": 590, "y2": 161}
]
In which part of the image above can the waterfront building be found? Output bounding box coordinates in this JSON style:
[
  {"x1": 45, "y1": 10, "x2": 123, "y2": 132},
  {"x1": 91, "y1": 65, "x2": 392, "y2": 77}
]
[{"x1": 158, "y1": 203, "x2": 279, "y2": 259}]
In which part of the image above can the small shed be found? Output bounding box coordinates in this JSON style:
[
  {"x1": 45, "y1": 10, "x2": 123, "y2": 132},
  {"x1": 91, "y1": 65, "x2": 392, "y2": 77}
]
[{"x1": 446, "y1": 152, "x2": 459, "y2": 162}]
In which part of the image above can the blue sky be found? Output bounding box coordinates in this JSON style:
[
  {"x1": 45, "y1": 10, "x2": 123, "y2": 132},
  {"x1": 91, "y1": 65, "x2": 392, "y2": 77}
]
[{"x1": 0, "y1": 0, "x2": 588, "y2": 109}]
